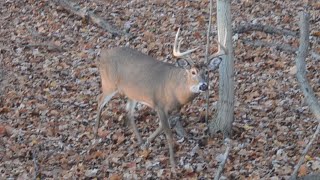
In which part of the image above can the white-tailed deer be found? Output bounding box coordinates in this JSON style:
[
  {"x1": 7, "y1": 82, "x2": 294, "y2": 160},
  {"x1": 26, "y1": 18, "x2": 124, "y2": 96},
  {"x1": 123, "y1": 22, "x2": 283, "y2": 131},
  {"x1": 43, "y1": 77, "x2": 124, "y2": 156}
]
[{"x1": 95, "y1": 28, "x2": 226, "y2": 171}]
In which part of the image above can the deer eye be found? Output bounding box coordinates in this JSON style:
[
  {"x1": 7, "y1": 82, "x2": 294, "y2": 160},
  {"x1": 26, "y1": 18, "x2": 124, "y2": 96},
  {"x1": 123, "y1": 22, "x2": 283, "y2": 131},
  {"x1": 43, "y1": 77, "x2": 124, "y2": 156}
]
[
  {"x1": 191, "y1": 70, "x2": 196, "y2": 75},
  {"x1": 205, "y1": 70, "x2": 209, "y2": 75}
]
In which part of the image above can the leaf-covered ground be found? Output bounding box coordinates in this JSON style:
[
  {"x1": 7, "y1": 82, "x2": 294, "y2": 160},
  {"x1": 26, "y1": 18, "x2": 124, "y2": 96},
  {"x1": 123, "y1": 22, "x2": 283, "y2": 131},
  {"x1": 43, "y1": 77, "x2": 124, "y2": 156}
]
[{"x1": 0, "y1": 0, "x2": 319, "y2": 179}]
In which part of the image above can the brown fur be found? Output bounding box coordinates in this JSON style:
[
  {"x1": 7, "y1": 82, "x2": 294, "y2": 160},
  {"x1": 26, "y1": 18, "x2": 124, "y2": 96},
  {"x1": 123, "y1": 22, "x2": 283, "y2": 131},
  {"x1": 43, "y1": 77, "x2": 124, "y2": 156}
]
[{"x1": 95, "y1": 47, "x2": 208, "y2": 171}]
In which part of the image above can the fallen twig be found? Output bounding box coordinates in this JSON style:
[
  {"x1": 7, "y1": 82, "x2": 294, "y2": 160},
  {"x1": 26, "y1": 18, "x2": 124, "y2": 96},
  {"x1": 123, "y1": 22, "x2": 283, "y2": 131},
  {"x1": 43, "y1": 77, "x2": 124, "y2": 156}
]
[
  {"x1": 291, "y1": 124, "x2": 320, "y2": 180},
  {"x1": 234, "y1": 23, "x2": 298, "y2": 37},
  {"x1": 32, "y1": 149, "x2": 40, "y2": 180},
  {"x1": 24, "y1": 43, "x2": 64, "y2": 52},
  {"x1": 27, "y1": 27, "x2": 47, "y2": 41},
  {"x1": 294, "y1": 12, "x2": 320, "y2": 120},
  {"x1": 290, "y1": 12, "x2": 320, "y2": 180},
  {"x1": 243, "y1": 39, "x2": 296, "y2": 52},
  {"x1": 51, "y1": 0, "x2": 123, "y2": 37},
  {"x1": 243, "y1": 39, "x2": 320, "y2": 61},
  {"x1": 0, "y1": 12, "x2": 11, "y2": 21},
  {"x1": 214, "y1": 138, "x2": 231, "y2": 180}
]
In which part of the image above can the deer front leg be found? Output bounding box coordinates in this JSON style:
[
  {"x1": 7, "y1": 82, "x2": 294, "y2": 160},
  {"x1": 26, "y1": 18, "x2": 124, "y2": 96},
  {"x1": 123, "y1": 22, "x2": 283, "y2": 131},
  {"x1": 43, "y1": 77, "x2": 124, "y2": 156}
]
[
  {"x1": 157, "y1": 109, "x2": 176, "y2": 172},
  {"x1": 94, "y1": 91, "x2": 116, "y2": 138}
]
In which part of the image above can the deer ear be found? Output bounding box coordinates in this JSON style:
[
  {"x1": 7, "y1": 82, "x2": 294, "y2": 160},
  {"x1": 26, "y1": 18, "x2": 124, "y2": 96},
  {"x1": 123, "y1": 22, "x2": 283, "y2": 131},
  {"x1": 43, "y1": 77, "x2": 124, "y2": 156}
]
[
  {"x1": 176, "y1": 59, "x2": 191, "y2": 69},
  {"x1": 208, "y1": 57, "x2": 222, "y2": 71}
]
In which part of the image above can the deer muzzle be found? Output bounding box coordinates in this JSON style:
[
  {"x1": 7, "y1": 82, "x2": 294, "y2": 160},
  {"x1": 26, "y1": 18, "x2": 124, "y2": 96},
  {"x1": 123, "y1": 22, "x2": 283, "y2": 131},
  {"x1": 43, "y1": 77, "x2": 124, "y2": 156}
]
[{"x1": 199, "y1": 83, "x2": 208, "y2": 91}]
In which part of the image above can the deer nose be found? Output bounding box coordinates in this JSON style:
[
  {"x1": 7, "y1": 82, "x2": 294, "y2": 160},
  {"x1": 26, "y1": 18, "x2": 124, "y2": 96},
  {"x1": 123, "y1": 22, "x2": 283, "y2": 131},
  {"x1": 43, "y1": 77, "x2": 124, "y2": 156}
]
[{"x1": 199, "y1": 83, "x2": 208, "y2": 91}]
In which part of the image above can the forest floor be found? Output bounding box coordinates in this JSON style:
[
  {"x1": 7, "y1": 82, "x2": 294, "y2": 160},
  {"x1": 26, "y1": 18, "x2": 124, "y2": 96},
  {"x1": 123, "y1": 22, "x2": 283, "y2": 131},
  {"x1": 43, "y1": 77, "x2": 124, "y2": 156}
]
[{"x1": 0, "y1": 0, "x2": 320, "y2": 179}]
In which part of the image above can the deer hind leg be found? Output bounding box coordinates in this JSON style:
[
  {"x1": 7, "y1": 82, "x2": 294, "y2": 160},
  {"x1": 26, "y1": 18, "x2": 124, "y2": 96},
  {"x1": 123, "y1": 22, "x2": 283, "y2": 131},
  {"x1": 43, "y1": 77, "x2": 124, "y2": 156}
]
[
  {"x1": 157, "y1": 109, "x2": 176, "y2": 171},
  {"x1": 145, "y1": 115, "x2": 189, "y2": 148},
  {"x1": 126, "y1": 100, "x2": 143, "y2": 144},
  {"x1": 145, "y1": 122, "x2": 163, "y2": 148},
  {"x1": 94, "y1": 91, "x2": 117, "y2": 138}
]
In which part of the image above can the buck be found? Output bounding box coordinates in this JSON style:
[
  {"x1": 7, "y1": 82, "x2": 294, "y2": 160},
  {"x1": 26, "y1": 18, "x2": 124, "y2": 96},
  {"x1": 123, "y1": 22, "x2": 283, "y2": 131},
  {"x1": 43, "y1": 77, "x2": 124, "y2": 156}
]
[{"x1": 94, "y1": 28, "x2": 226, "y2": 171}]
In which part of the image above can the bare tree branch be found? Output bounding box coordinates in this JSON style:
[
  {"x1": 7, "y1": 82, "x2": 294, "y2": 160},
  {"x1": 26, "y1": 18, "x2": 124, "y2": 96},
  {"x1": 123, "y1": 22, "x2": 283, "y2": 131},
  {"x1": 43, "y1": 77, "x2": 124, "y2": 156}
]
[
  {"x1": 24, "y1": 43, "x2": 64, "y2": 52},
  {"x1": 214, "y1": 138, "x2": 231, "y2": 180},
  {"x1": 291, "y1": 124, "x2": 320, "y2": 180},
  {"x1": 51, "y1": 0, "x2": 123, "y2": 37},
  {"x1": 234, "y1": 23, "x2": 299, "y2": 37},
  {"x1": 205, "y1": 0, "x2": 213, "y2": 124},
  {"x1": 27, "y1": 27, "x2": 47, "y2": 41},
  {"x1": 243, "y1": 39, "x2": 320, "y2": 61},
  {"x1": 294, "y1": 13, "x2": 320, "y2": 119},
  {"x1": 290, "y1": 12, "x2": 320, "y2": 180},
  {"x1": 234, "y1": 23, "x2": 320, "y2": 61},
  {"x1": 243, "y1": 39, "x2": 296, "y2": 52}
]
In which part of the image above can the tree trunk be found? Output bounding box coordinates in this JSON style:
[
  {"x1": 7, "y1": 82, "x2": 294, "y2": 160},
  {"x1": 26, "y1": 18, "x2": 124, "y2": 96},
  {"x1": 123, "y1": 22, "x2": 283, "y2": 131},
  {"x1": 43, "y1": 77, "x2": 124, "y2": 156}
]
[{"x1": 209, "y1": 0, "x2": 235, "y2": 137}]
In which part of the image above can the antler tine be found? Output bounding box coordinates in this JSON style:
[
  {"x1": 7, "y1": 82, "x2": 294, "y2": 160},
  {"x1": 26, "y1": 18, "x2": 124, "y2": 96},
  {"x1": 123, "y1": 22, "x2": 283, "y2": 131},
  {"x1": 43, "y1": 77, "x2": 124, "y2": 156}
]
[
  {"x1": 209, "y1": 32, "x2": 228, "y2": 59},
  {"x1": 173, "y1": 28, "x2": 199, "y2": 58},
  {"x1": 209, "y1": 44, "x2": 226, "y2": 59}
]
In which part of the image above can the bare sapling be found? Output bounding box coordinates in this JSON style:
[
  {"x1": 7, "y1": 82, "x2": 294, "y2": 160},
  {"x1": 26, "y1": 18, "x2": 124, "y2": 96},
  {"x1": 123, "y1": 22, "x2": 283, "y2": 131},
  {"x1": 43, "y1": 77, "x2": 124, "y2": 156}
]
[{"x1": 95, "y1": 28, "x2": 226, "y2": 171}]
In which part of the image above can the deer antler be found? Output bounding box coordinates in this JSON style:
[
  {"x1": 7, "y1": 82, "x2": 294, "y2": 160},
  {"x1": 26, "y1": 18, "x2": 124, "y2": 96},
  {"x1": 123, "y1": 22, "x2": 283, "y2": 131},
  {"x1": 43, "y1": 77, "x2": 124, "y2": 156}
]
[
  {"x1": 173, "y1": 28, "x2": 199, "y2": 58},
  {"x1": 209, "y1": 32, "x2": 228, "y2": 60}
]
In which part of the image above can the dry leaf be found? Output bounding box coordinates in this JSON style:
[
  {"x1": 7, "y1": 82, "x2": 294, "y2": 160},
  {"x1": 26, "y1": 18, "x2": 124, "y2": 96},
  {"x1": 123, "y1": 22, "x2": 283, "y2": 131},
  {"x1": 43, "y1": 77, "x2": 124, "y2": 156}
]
[
  {"x1": 85, "y1": 169, "x2": 98, "y2": 177},
  {"x1": 298, "y1": 164, "x2": 308, "y2": 177},
  {"x1": 0, "y1": 107, "x2": 10, "y2": 114},
  {"x1": 0, "y1": 125, "x2": 6, "y2": 136},
  {"x1": 311, "y1": 31, "x2": 320, "y2": 37},
  {"x1": 140, "y1": 149, "x2": 151, "y2": 159},
  {"x1": 116, "y1": 134, "x2": 125, "y2": 145},
  {"x1": 123, "y1": 162, "x2": 137, "y2": 170},
  {"x1": 97, "y1": 129, "x2": 110, "y2": 139},
  {"x1": 4, "y1": 125, "x2": 15, "y2": 136},
  {"x1": 109, "y1": 173, "x2": 122, "y2": 180},
  {"x1": 93, "y1": 151, "x2": 104, "y2": 159},
  {"x1": 289, "y1": 65, "x2": 297, "y2": 75},
  {"x1": 144, "y1": 31, "x2": 155, "y2": 42}
]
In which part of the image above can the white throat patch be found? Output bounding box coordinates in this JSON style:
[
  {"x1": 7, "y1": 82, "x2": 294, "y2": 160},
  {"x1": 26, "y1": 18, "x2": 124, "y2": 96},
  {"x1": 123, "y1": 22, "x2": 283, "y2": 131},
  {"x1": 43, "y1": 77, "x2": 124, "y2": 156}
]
[
  {"x1": 190, "y1": 84, "x2": 202, "y2": 93},
  {"x1": 190, "y1": 82, "x2": 208, "y2": 93}
]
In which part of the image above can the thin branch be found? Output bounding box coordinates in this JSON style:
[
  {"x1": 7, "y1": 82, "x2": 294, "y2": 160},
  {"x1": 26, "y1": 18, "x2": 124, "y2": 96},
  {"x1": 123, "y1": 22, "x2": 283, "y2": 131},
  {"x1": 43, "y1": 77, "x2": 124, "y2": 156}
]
[
  {"x1": 205, "y1": 0, "x2": 213, "y2": 65},
  {"x1": 243, "y1": 39, "x2": 296, "y2": 52},
  {"x1": 291, "y1": 124, "x2": 320, "y2": 180},
  {"x1": 243, "y1": 39, "x2": 320, "y2": 61},
  {"x1": 290, "y1": 11, "x2": 320, "y2": 180},
  {"x1": 32, "y1": 149, "x2": 40, "y2": 180},
  {"x1": 0, "y1": 12, "x2": 11, "y2": 20},
  {"x1": 294, "y1": 13, "x2": 320, "y2": 119},
  {"x1": 24, "y1": 43, "x2": 64, "y2": 52},
  {"x1": 51, "y1": 0, "x2": 123, "y2": 37},
  {"x1": 234, "y1": 23, "x2": 298, "y2": 37},
  {"x1": 214, "y1": 138, "x2": 231, "y2": 180},
  {"x1": 205, "y1": 0, "x2": 213, "y2": 124},
  {"x1": 27, "y1": 27, "x2": 47, "y2": 41}
]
